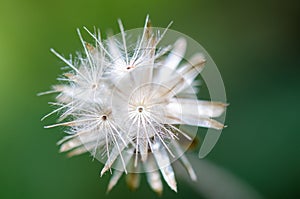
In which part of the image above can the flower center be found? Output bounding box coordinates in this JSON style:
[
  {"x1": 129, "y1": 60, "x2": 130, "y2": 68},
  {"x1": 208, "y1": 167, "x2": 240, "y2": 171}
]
[
  {"x1": 101, "y1": 115, "x2": 107, "y2": 121},
  {"x1": 126, "y1": 65, "x2": 134, "y2": 70},
  {"x1": 91, "y1": 83, "x2": 97, "y2": 89},
  {"x1": 137, "y1": 106, "x2": 144, "y2": 113}
]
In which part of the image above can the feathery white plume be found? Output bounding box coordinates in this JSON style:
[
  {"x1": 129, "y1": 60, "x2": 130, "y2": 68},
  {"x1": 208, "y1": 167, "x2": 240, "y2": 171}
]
[{"x1": 41, "y1": 15, "x2": 227, "y2": 194}]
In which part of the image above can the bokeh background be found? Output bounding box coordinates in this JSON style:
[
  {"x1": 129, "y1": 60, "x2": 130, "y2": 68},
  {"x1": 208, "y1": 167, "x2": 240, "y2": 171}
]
[{"x1": 0, "y1": 0, "x2": 299, "y2": 198}]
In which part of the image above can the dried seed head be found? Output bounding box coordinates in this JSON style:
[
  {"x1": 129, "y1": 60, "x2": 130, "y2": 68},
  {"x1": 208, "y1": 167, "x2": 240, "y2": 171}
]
[{"x1": 41, "y1": 15, "x2": 227, "y2": 194}]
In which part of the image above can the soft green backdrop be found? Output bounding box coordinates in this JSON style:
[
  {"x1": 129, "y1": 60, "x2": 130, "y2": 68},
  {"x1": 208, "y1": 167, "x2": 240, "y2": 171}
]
[{"x1": 0, "y1": 0, "x2": 299, "y2": 198}]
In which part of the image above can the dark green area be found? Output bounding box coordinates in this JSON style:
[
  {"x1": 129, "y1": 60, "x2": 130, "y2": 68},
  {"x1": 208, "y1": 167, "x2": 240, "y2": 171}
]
[{"x1": 0, "y1": 0, "x2": 299, "y2": 198}]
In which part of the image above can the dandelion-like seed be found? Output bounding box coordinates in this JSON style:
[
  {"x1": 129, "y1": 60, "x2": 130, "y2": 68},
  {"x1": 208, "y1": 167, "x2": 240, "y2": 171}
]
[{"x1": 41, "y1": 15, "x2": 227, "y2": 194}]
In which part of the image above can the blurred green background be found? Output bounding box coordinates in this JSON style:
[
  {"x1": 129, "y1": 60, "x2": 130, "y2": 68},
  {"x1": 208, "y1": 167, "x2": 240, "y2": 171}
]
[{"x1": 0, "y1": 0, "x2": 299, "y2": 198}]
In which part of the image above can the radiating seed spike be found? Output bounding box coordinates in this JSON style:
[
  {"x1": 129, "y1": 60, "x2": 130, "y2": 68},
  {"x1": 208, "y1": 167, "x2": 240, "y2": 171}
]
[
  {"x1": 107, "y1": 170, "x2": 124, "y2": 193},
  {"x1": 126, "y1": 173, "x2": 141, "y2": 191}
]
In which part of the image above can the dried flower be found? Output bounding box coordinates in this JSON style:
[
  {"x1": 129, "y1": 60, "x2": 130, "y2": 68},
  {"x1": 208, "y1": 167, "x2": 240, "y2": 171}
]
[{"x1": 41, "y1": 15, "x2": 227, "y2": 194}]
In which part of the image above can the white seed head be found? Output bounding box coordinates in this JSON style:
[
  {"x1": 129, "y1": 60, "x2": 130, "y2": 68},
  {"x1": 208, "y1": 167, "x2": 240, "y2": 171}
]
[{"x1": 41, "y1": 15, "x2": 227, "y2": 194}]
